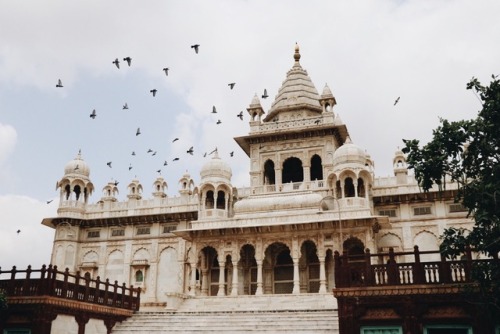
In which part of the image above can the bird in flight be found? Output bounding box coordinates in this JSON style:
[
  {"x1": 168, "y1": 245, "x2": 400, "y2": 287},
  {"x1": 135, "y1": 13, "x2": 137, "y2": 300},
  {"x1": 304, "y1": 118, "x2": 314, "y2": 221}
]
[
  {"x1": 132, "y1": 151, "x2": 136, "y2": 156},
  {"x1": 203, "y1": 152, "x2": 207, "y2": 157},
  {"x1": 209, "y1": 147, "x2": 217, "y2": 155},
  {"x1": 114, "y1": 181, "x2": 119, "y2": 186},
  {"x1": 17, "y1": 229, "x2": 21, "y2": 234},
  {"x1": 314, "y1": 119, "x2": 321, "y2": 125},
  {"x1": 187, "y1": 146, "x2": 194, "y2": 155},
  {"x1": 394, "y1": 96, "x2": 400, "y2": 106},
  {"x1": 129, "y1": 164, "x2": 133, "y2": 171},
  {"x1": 163, "y1": 68, "x2": 169, "y2": 76},
  {"x1": 123, "y1": 103, "x2": 129, "y2": 110},
  {"x1": 262, "y1": 89, "x2": 269, "y2": 99},
  {"x1": 136, "y1": 128, "x2": 141, "y2": 136},
  {"x1": 230, "y1": 151, "x2": 234, "y2": 157},
  {"x1": 150, "y1": 89, "x2": 157, "y2": 97},
  {"x1": 147, "y1": 148, "x2": 153, "y2": 153},
  {"x1": 46, "y1": 199, "x2": 53, "y2": 204},
  {"x1": 157, "y1": 169, "x2": 161, "y2": 174},
  {"x1": 191, "y1": 44, "x2": 200, "y2": 54},
  {"x1": 163, "y1": 160, "x2": 168, "y2": 166},
  {"x1": 237, "y1": 111, "x2": 243, "y2": 120},
  {"x1": 56, "y1": 79, "x2": 63, "y2": 88},
  {"x1": 228, "y1": 83, "x2": 236, "y2": 90},
  {"x1": 90, "y1": 109, "x2": 97, "y2": 119},
  {"x1": 107, "y1": 161, "x2": 112, "y2": 168},
  {"x1": 74, "y1": 164, "x2": 80, "y2": 171},
  {"x1": 173, "y1": 157, "x2": 180, "y2": 161},
  {"x1": 112, "y1": 58, "x2": 120, "y2": 69},
  {"x1": 152, "y1": 151, "x2": 157, "y2": 156},
  {"x1": 216, "y1": 119, "x2": 222, "y2": 125},
  {"x1": 172, "y1": 138, "x2": 179, "y2": 143},
  {"x1": 123, "y1": 57, "x2": 132, "y2": 66},
  {"x1": 212, "y1": 106, "x2": 217, "y2": 113}
]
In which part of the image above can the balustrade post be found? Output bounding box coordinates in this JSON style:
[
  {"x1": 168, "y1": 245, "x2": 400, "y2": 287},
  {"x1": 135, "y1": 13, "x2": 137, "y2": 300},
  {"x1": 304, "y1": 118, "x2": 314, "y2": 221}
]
[
  {"x1": 74, "y1": 271, "x2": 81, "y2": 300},
  {"x1": 83, "y1": 272, "x2": 91, "y2": 302},
  {"x1": 48, "y1": 265, "x2": 57, "y2": 296},
  {"x1": 464, "y1": 245, "x2": 472, "y2": 281},
  {"x1": 121, "y1": 283, "x2": 126, "y2": 307},
  {"x1": 23, "y1": 265, "x2": 32, "y2": 296},
  {"x1": 413, "y1": 246, "x2": 424, "y2": 284},
  {"x1": 364, "y1": 248, "x2": 373, "y2": 286},
  {"x1": 333, "y1": 251, "x2": 341, "y2": 288},
  {"x1": 387, "y1": 248, "x2": 399, "y2": 285},
  {"x1": 39, "y1": 265, "x2": 46, "y2": 295},
  {"x1": 95, "y1": 276, "x2": 101, "y2": 304},
  {"x1": 439, "y1": 252, "x2": 451, "y2": 283},
  {"x1": 62, "y1": 268, "x2": 69, "y2": 298},
  {"x1": 135, "y1": 287, "x2": 141, "y2": 311},
  {"x1": 112, "y1": 281, "x2": 118, "y2": 307}
]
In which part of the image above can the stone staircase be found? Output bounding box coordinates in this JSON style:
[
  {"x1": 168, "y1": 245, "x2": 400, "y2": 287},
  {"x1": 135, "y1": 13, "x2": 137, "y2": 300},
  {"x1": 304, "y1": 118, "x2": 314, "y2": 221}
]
[{"x1": 112, "y1": 293, "x2": 339, "y2": 333}]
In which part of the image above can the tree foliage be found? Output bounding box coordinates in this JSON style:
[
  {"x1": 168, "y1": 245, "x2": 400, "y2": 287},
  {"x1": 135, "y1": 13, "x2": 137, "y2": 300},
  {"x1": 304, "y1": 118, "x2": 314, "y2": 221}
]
[{"x1": 402, "y1": 76, "x2": 500, "y2": 312}]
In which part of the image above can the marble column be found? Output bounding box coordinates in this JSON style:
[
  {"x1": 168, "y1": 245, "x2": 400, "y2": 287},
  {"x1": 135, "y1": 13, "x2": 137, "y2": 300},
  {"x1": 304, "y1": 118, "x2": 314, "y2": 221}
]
[
  {"x1": 319, "y1": 256, "x2": 327, "y2": 293},
  {"x1": 189, "y1": 262, "x2": 197, "y2": 296},
  {"x1": 292, "y1": 258, "x2": 300, "y2": 294},
  {"x1": 231, "y1": 260, "x2": 238, "y2": 296},
  {"x1": 201, "y1": 269, "x2": 209, "y2": 296},
  {"x1": 217, "y1": 262, "x2": 226, "y2": 296},
  {"x1": 255, "y1": 260, "x2": 263, "y2": 295}
]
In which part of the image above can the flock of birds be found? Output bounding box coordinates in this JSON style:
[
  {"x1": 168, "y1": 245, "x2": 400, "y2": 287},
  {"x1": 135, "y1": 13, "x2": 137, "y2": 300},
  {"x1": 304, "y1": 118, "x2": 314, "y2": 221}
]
[{"x1": 52, "y1": 44, "x2": 270, "y2": 198}]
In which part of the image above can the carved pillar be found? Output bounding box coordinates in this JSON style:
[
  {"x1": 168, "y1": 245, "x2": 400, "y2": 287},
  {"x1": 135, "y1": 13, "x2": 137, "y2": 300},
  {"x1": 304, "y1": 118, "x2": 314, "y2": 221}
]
[
  {"x1": 319, "y1": 256, "x2": 327, "y2": 293},
  {"x1": 217, "y1": 261, "x2": 226, "y2": 296},
  {"x1": 104, "y1": 319, "x2": 118, "y2": 334},
  {"x1": 255, "y1": 260, "x2": 263, "y2": 295},
  {"x1": 303, "y1": 166, "x2": 311, "y2": 182},
  {"x1": 189, "y1": 262, "x2": 197, "y2": 296},
  {"x1": 231, "y1": 259, "x2": 239, "y2": 296},
  {"x1": 201, "y1": 269, "x2": 209, "y2": 296},
  {"x1": 75, "y1": 314, "x2": 89, "y2": 334},
  {"x1": 292, "y1": 257, "x2": 300, "y2": 294},
  {"x1": 32, "y1": 307, "x2": 57, "y2": 334}
]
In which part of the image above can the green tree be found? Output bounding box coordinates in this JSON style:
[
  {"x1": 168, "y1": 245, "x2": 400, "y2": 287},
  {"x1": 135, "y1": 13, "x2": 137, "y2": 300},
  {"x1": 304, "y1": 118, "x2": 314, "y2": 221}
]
[
  {"x1": 402, "y1": 76, "x2": 500, "y2": 310},
  {"x1": 0, "y1": 289, "x2": 7, "y2": 310}
]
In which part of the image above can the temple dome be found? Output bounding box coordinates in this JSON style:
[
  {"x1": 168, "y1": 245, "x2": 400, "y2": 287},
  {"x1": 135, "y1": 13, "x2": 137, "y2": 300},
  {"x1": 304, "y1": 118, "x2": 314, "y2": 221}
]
[
  {"x1": 63, "y1": 151, "x2": 90, "y2": 177},
  {"x1": 200, "y1": 150, "x2": 232, "y2": 182},
  {"x1": 333, "y1": 137, "x2": 366, "y2": 167}
]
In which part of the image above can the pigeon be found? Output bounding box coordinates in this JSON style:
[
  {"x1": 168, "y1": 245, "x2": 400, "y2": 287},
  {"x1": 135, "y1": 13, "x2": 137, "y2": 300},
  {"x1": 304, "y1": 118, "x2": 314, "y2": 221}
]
[
  {"x1": 136, "y1": 128, "x2": 141, "y2": 136},
  {"x1": 112, "y1": 58, "x2": 120, "y2": 69},
  {"x1": 107, "y1": 162, "x2": 112, "y2": 168},
  {"x1": 203, "y1": 152, "x2": 207, "y2": 157},
  {"x1": 212, "y1": 106, "x2": 217, "y2": 113},
  {"x1": 157, "y1": 169, "x2": 161, "y2": 174},
  {"x1": 209, "y1": 148, "x2": 217, "y2": 155},
  {"x1": 228, "y1": 83, "x2": 236, "y2": 90},
  {"x1": 46, "y1": 200, "x2": 53, "y2": 204},
  {"x1": 56, "y1": 79, "x2": 63, "y2": 88},
  {"x1": 163, "y1": 68, "x2": 169, "y2": 76},
  {"x1": 152, "y1": 151, "x2": 157, "y2": 156},
  {"x1": 187, "y1": 146, "x2": 194, "y2": 155},
  {"x1": 90, "y1": 109, "x2": 97, "y2": 119},
  {"x1": 314, "y1": 119, "x2": 321, "y2": 125},
  {"x1": 17, "y1": 229, "x2": 21, "y2": 234},
  {"x1": 129, "y1": 164, "x2": 133, "y2": 171},
  {"x1": 262, "y1": 89, "x2": 268, "y2": 99},
  {"x1": 173, "y1": 157, "x2": 179, "y2": 161},
  {"x1": 216, "y1": 119, "x2": 222, "y2": 125},
  {"x1": 230, "y1": 151, "x2": 234, "y2": 157},
  {"x1": 172, "y1": 138, "x2": 179, "y2": 142},
  {"x1": 147, "y1": 149, "x2": 153, "y2": 153},
  {"x1": 74, "y1": 164, "x2": 79, "y2": 171},
  {"x1": 123, "y1": 103, "x2": 129, "y2": 110},
  {"x1": 394, "y1": 96, "x2": 400, "y2": 106},
  {"x1": 163, "y1": 161, "x2": 168, "y2": 166},
  {"x1": 132, "y1": 151, "x2": 136, "y2": 156},
  {"x1": 237, "y1": 111, "x2": 243, "y2": 120},
  {"x1": 150, "y1": 89, "x2": 157, "y2": 97},
  {"x1": 114, "y1": 181, "x2": 119, "y2": 186},
  {"x1": 191, "y1": 44, "x2": 200, "y2": 54},
  {"x1": 123, "y1": 57, "x2": 132, "y2": 66}
]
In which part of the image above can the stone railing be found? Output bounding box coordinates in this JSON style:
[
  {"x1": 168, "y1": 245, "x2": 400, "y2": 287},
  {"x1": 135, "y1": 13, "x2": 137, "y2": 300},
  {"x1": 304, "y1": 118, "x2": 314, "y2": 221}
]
[
  {"x1": 249, "y1": 180, "x2": 326, "y2": 195},
  {"x1": 254, "y1": 116, "x2": 328, "y2": 133},
  {"x1": 0, "y1": 264, "x2": 141, "y2": 311}
]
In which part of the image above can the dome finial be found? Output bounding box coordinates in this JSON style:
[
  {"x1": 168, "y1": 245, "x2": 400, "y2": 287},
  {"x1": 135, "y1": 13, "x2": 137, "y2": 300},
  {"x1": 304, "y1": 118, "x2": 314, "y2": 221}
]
[{"x1": 294, "y1": 42, "x2": 301, "y2": 62}]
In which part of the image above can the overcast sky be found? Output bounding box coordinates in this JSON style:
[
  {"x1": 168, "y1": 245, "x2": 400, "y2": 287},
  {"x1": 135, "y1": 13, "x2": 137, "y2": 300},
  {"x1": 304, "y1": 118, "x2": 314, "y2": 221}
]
[{"x1": 1, "y1": 0, "x2": 499, "y2": 270}]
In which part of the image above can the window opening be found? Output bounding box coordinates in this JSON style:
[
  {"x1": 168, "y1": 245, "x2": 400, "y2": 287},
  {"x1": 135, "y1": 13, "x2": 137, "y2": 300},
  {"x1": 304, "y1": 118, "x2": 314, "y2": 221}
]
[{"x1": 282, "y1": 157, "x2": 303, "y2": 183}]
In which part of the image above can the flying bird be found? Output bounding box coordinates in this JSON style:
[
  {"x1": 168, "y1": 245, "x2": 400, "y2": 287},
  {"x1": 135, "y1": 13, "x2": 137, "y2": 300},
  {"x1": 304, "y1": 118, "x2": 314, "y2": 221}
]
[
  {"x1": 56, "y1": 79, "x2": 63, "y2": 88},
  {"x1": 228, "y1": 83, "x2": 235, "y2": 90},
  {"x1": 123, "y1": 103, "x2": 129, "y2": 110},
  {"x1": 172, "y1": 138, "x2": 179, "y2": 143},
  {"x1": 114, "y1": 181, "x2": 119, "y2": 186},
  {"x1": 262, "y1": 89, "x2": 268, "y2": 99},
  {"x1": 74, "y1": 164, "x2": 79, "y2": 171},
  {"x1": 394, "y1": 96, "x2": 400, "y2": 106},
  {"x1": 216, "y1": 119, "x2": 222, "y2": 125},
  {"x1": 112, "y1": 58, "x2": 120, "y2": 69},
  {"x1": 157, "y1": 169, "x2": 161, "y2": 174},
  {"x1": 150, "y1": 89, "x2": 157, "y2": 97},
  {"x1": 163, "y1": 68, "x2": 169, "y2": 76},
  {"x1": 173, "y1": 157, "x2": 180, "y2": 161},
  {"x1": 107, "y1": 161, "x2": 112, "y2": 168},
  {"x1": 212, "y1": 106, "x2": 217, "y2": 113},
  {"x1": 230, "y1": 151, "x2": 234, "y2": 157},
  {"x1": 314, "y1": 119, "x2": 321, "y2": 125},
  {"x1": 203, "y1": 152, "x2": 207, "y2": 157},
  {"x1": 147, "y1": 149, "x2": 153, "y2": 153},
  {"x1": 163, "y1": 161, "x2": 168, "y2": 166},
  {"x1": 191, "y1": 44, "x2": 200, "y2": 54},
  {"x1": 123, "y1": 57, "x2": 132, "y2": 66},
  {"x1": 209, "y1": 147, "x2": 218, "y2": 155},
  {"x1": 136, "y1": 128, "x2": 141, "y2": 136},
  {"x1": 237, "y1": 111, "x2": 243, "y2": 120},
  {"x1": 90, "y1": 109, "x2": 97, "y2": 119},
  {"x1": 17, "y1": 229, "x2": 21, "y2": 234},
  {"x1": 129, "y1": 164, "x2": 133, "y2": 171},
  {"x1": 187, "y1": 146, "x2": 194, "y2": 155},
  {"x1": 46, "y1": 200, "x2": 53, "y2": 204},
  {"x1": 132, "y1": 151, "x2": 136, "y2": 156},
  {"x1": 152, "y1": 151, "x2": 157, "y2": 156}
]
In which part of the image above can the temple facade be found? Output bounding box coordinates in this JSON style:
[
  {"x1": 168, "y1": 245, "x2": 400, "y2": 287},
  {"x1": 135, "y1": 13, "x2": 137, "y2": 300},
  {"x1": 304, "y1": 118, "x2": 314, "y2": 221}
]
[{"x1": 41, "y1": 45, "x2": 473, "y2": 312}]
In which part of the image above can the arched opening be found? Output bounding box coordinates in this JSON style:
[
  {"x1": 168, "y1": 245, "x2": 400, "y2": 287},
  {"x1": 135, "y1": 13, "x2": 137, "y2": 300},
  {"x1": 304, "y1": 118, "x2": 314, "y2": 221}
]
[
  {"x1": 216, "y1": 190, "x2": 225, "y2": 209},
  {"x1": 343, "y1": 237, "x2": 365, "y2": 255},
  {"x1": 357, "y1": 178, "x2": 365, "y2": 198},
  {"x1": 74, "y1": 185, "x2": 81, "y2": 201},
  {"x1": 263, "y1": 160, "x2": 275, "y2": 185},
  {"x1": 64, "y1": 184, "x2": 70, "y2": 200},
  {"x1": 343, "y1": 237, "x2": 366, "y2": 286},
  {"x1": 198, "y1": 246, "x2": 219, "y2": 296},
  {"x1": 310, "y1": 155, "x2": 323, "y2": 181},
  {"x1": 239, "y1": 244, "x2": 257, "y2": 295},
  {"x1": 300, "y1": 240, "x2": 320, "y2": 293},
  {"x1": 265, "y1": 242, "x2": 293, "y2": 294},
  {"x1": 335, "y1": 180, "x2": 342, "y2": 198},
  {"x1": 205, "y1": 190, "x2": 214, "y2": 209},
  {"x1": 282, "y1": 157, "x2": 303, "y2": 184},
  {"x1": 325, "y1": 249, "x2": 335, "y2": 290},
  {"x1": 344, "y1": 177, "x2": 355, "y2": 197},
  {"x1": 135, "y1": 270, "x2": 144, "y2": 282}
]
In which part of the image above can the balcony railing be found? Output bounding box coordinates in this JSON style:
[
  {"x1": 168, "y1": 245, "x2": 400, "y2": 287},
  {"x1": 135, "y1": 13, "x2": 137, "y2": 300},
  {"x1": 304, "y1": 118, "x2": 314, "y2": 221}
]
[
  {"x1": 333, "y1": 246, "x2": 494, "y2": 288},
  {"x1": 0, "y1": 264, "x2": 141, "y2": 311}
]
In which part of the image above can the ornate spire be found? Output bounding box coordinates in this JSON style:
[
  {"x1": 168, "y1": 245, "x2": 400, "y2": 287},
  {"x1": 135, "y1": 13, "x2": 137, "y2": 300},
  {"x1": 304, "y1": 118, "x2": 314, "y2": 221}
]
[{"x1": 294, "y1": 43, "x2": 301, "y2": 64}]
